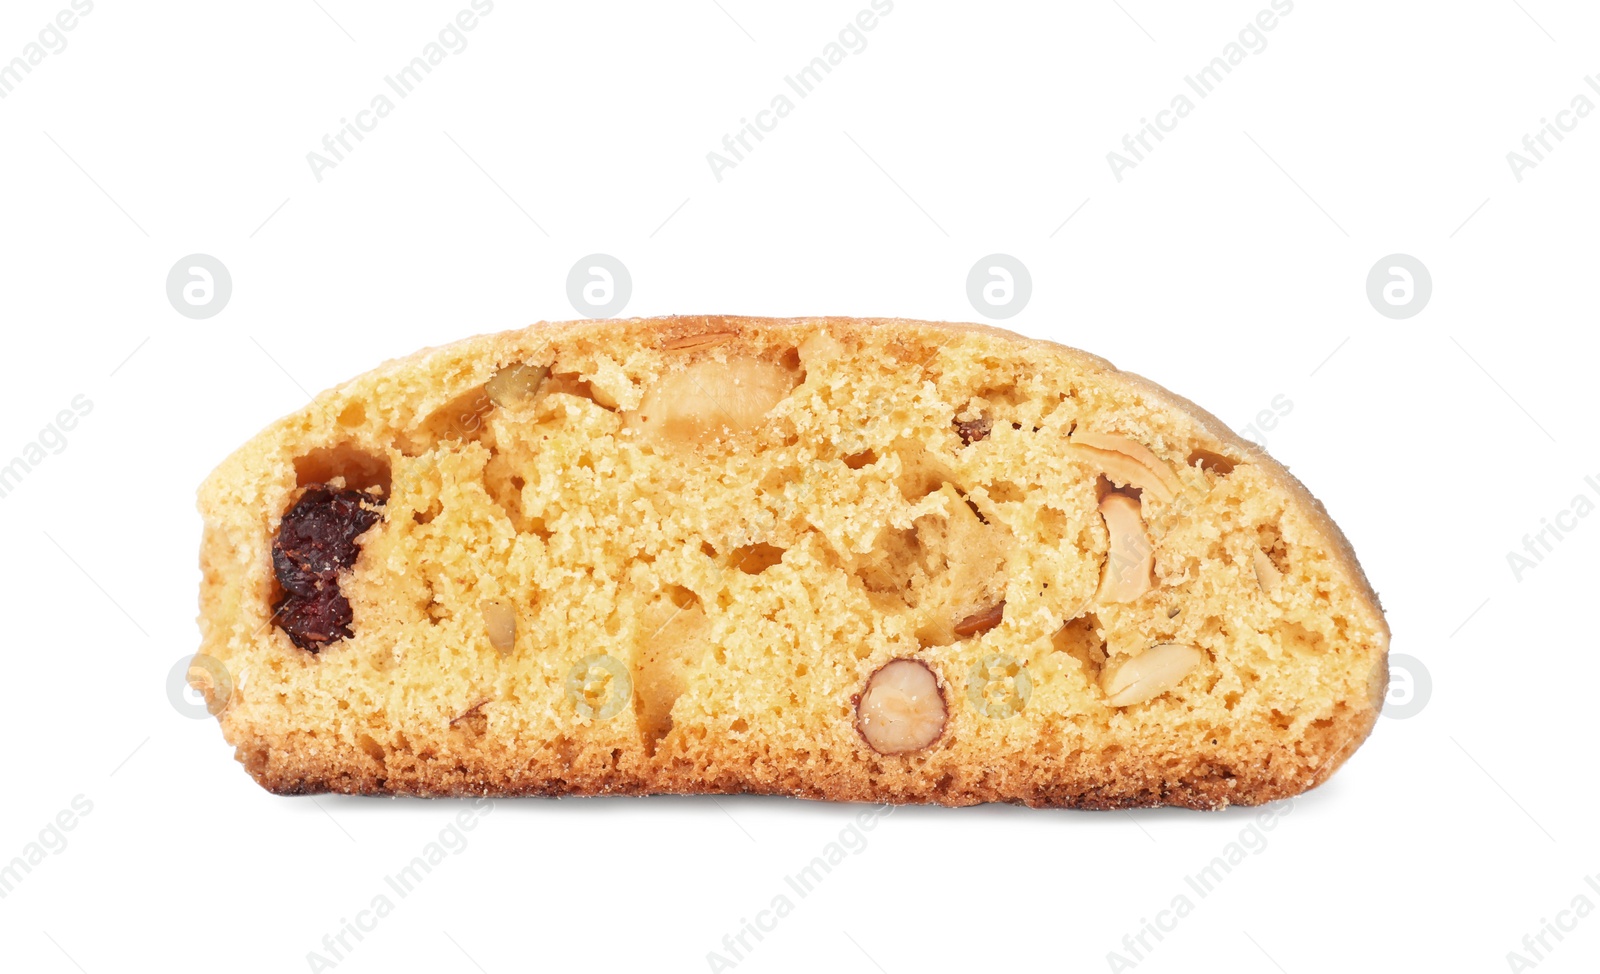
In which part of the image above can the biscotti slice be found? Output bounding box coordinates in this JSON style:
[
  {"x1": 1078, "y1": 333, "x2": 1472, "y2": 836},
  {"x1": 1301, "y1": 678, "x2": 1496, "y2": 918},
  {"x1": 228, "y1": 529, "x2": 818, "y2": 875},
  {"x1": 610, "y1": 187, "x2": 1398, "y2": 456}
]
[{"x1": 194, "y1": 315, "x2": 1388, "y2": 809}]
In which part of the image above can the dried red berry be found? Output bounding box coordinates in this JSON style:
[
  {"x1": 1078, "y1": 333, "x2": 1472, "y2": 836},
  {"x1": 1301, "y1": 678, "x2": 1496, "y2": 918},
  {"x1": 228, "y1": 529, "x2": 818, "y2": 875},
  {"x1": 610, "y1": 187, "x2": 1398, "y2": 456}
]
[
  {"x1": 271, "y1": 484, "x2": 384, "y2": 652},
  {"x1": 274, "y1": 586, "x2": 356, "y2": 649}
]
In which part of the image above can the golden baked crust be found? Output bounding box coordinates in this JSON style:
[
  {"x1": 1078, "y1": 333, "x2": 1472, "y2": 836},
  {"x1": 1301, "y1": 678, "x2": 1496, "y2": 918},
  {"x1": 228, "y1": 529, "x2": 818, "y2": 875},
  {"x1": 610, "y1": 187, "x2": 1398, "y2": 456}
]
[{"x1": 195, "y1": 316, "x2": 1388, "y2": 809}]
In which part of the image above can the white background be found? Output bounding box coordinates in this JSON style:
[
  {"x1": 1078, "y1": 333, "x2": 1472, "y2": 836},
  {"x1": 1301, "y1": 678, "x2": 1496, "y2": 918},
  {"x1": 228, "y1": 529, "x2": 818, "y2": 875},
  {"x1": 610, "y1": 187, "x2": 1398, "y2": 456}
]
[{"x1": 0, "y1": 1, "x2": 1594, "y2": 971}]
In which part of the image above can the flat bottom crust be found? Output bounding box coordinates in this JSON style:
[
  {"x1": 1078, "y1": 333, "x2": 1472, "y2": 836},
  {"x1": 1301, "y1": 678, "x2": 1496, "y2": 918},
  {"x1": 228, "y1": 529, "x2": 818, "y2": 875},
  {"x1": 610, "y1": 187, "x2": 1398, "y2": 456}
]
[{"x1": 238, "y1": 708, "x2": 1372, "y2": 810}]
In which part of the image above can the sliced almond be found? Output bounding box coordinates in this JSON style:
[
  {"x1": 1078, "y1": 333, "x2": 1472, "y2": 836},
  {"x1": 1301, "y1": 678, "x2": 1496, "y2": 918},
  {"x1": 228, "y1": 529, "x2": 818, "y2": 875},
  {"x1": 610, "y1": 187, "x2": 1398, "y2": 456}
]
[
  {"x1": 625, "y1": 357, "x2": 796, "y2": 443},
  {"x1": 484, "y1": 363, "x2": 549, "y2": 407},
  {"x1": 1100, "y1": 643, "x2": 1203, "y2": 707},
  {"x1": 662, "y1": 330, "x2": 738, "y2": 351},
  {"x1": 1097, "y1": 492, "x2": 1154, "y2": 603},
  {"x1": 481, "y1": 599, "x2": 516, "y2": 655},
  {"x1": 1253, "y1": 548, "x2": 1282, "y2": 597},
  {"x1": 855, "y1": 658, "x2": 947, "y2": 755},
  {"x1": 953, "y1": 601, "x2": 1005, "y2": 637},
  {"x1": 1068, "y1": 430, "x2": 1181, "y2": 503}
]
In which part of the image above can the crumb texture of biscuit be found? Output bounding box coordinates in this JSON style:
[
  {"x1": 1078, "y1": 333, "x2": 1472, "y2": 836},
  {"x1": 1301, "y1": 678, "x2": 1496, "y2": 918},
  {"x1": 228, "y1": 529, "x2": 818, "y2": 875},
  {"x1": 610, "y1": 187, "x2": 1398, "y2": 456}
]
[{"x1": 195, "y1": 316, "x2": 1389, "y2": 809}]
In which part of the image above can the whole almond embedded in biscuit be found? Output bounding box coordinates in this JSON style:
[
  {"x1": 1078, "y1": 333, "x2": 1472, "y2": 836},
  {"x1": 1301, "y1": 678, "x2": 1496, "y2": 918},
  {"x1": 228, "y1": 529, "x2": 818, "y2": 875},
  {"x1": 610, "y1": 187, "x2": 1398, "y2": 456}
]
[{"x1": 856, "y1": 659, "x2": 947, "y2": 755}]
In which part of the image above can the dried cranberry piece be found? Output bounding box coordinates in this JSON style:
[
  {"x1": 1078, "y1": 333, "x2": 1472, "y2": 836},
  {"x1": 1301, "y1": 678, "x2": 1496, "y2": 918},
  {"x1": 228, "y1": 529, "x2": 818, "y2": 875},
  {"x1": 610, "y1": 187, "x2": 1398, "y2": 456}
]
[
  {"x1": 271, "y1": 484, "x2": 384, "y2": 653},
  {"x1": 274, "y1": 590, "x2": 356, "y2": 649},
  {"x1": 272, "y1": 486, "x2": 382, "y2": 592}
]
